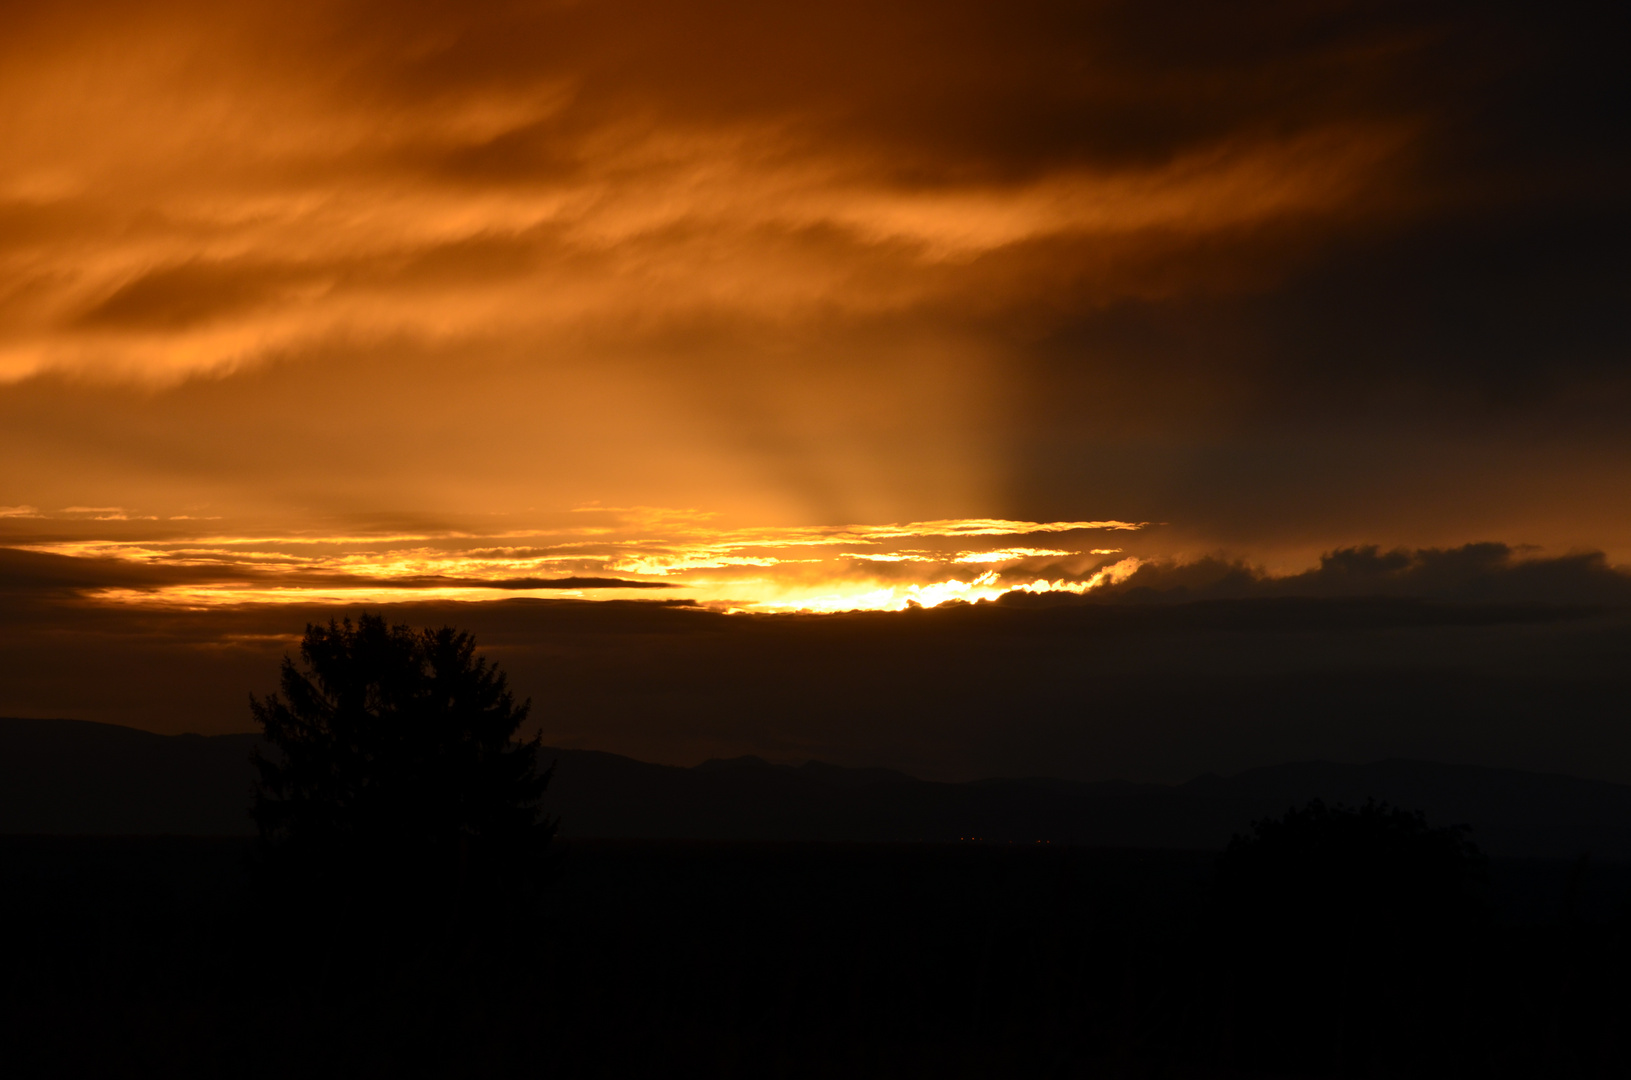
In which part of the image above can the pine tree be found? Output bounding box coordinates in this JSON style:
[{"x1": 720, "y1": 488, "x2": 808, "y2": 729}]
[{"x1": 250, "y1": 614, "x2": 554, "y2": 913}]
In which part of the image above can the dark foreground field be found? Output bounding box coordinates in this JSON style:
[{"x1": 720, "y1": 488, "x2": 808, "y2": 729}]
[{"x1": 1, "y1": 837, "x2": 1627, "y2": 1078}]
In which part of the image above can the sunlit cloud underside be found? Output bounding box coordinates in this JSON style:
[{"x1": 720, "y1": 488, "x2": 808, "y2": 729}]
[{"x1": 20, "y1": 511, "x2": 1146, "y2": 613}]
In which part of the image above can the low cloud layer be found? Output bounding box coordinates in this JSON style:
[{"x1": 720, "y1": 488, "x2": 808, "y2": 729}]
[
  {"x1": 2, "y1": 535, "x2": 1627, "y2": 787},
  {"x1": 1022, "y1": 543, "x2": 1631, "y2": 608}
]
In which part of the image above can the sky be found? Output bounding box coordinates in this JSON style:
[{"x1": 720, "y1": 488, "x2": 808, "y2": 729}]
[{"x1": 2, "y1": 1, "x2": 1628, "y2": 778}]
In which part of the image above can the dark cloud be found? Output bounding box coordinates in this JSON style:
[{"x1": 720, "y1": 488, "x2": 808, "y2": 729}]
[
  {"x1": 74, "y1": 231, "x2": 552, "y2": 331},
  {"x1": 1034, "y1": 543, "x2": 1631, "y2": 607},
  {"x1": 323, "y1": 1, "x2": 1484, "y2": 182},
  {"x1": 0, "y1": 546, "x2": 224, "y2": 597},
  {"x1": 460, "y1": 576, "x2": 673, "y2": 591},
  {"x1": 1284, "y1": 544, "x2": 1631, "y2": 605},
  {"x1": 75, "y1": 260, "x2": 312, "y2": 331},
  {"x1": 0, "y1": 547, "x2": 669, "y2": 600}
]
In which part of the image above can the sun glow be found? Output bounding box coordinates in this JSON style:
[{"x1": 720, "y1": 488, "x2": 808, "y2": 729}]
[{"x1": 730, "y1": 558, "x2": 1145, "y2": 613}]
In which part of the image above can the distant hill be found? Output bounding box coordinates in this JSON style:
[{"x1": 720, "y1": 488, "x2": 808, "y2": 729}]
[
  {"x1": 0, "y1": 717, "x2": 260, "y2": 836},
  {"x1": 5, "y1": 717, "x2": 1631, "y2": 857}
]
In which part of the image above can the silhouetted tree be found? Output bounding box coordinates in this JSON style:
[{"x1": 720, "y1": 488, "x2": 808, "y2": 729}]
[
  {"x1": 1206, "y1": 799, "x2": 1487, "y2": 1072},
  {"x1": 250, "y1": 614, "x2": 554, "y2": 921}
]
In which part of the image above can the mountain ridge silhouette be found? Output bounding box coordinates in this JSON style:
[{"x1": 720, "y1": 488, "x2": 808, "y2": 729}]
[{"x1": 4, "y1": 716, "x2": 1631, "y2": 856}]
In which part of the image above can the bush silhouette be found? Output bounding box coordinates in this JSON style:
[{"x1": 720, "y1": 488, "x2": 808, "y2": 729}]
[
  {"x1": 250, "y1": 614, "x2": 554, "y2": 926},
  {"x1": 1208, "y1": 799, "x2": 1487, "y2": 1072}
]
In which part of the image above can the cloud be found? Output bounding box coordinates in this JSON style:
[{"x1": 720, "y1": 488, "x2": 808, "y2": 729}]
[
  {"x1": 1049, "y1": 544, "x2": 1631, "y2": 607},
  {"x1": 0, "y1": 0, "x2": 1461, "y2": 385},
  {"x1": 0, "y1": 545, "x2": 221, "y2": 598},
  {"x1": 472, "y1": 576, "x2": 672, "y2": 591},
  {"x1": 0, "y1": 544, "x2": 671, "y2": 604}
]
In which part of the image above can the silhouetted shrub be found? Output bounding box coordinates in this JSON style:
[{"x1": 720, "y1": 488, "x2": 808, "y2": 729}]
[
  {"x1": 1208, "y1": 799, "x2": 1487, "y2": 1072},
  {"x1": 250, "y1": 614, "x2": 554, "y2": 943}
]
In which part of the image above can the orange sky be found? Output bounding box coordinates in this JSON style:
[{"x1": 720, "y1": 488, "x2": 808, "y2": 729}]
[{"x1": 3, "y1": 0, "x2": 1629, "y2": 614}]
